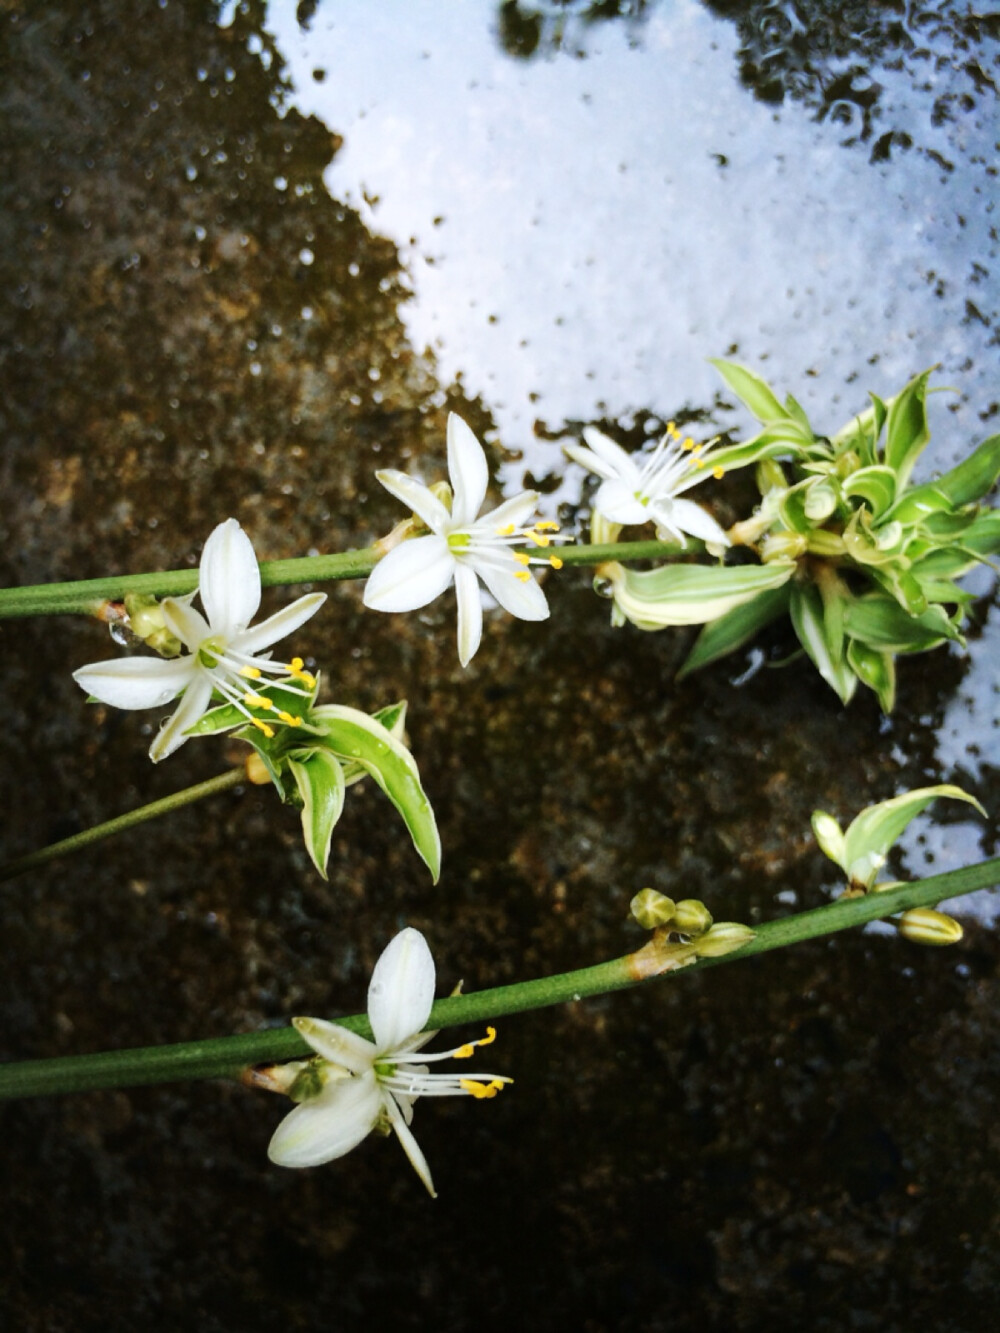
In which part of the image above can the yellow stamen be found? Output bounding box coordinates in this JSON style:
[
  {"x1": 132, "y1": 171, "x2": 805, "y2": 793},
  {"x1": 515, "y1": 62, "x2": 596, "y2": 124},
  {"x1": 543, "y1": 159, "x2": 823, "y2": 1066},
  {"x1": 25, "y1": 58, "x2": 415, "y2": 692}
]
[
  {"x1": 455, "y1": 1026, "x2": 498, "y2": 1058},
  {"x1": 549, "y1": 556, "x2": 563, "y2": 570},
  {"x1": 713, "y1": 465, "x2": 724, "y2": 480},
  {"x1": 288, "y1": 657, "x2": 316, "y2": 687},
  {"x1": 239, "y1": 666, "x2": 263, "y2": 679},
  {"x1": 534, "y1": 521, "x2": 560, "y2": 532},
  {"x1": 496, "y1": 523, "x2": 516, "y2": 536},
  {"x1": 244, "y1": 693, "x2": 274, "y2": 710},
  {"x1": 666, "y1": 420, "x2": 680, "y2": 439},
  {"x1": 460, "y1": 1078, "x2": 506, "y2": 1100},
  {"x1": 526, "y1": 530, "x2": 550, "y2": 547},
  {"x1": 515, "y1": 570, "x2": 531, "y2": 582},
  {"x1": 514, "y1": 551, "x2": 531, "y2": 566},
  {"x1": 277, "y1": 711, "x2": 302, "y2": 727},
  {"x1": 251, "y1": 718, "x2": 275, "y2": 739}
]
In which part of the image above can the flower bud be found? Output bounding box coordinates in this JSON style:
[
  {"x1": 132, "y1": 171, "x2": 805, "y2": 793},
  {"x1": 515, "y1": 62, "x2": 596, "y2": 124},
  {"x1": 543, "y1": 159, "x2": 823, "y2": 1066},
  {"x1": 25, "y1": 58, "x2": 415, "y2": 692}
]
[
  {"x1": 630, "y1": 888, "x2": 676, "y2": 930},
  {"x1": 898, "y1": 908, "x2": 963, "y2": 947},
  {"x1": 760, "y1": 531, "x2": 807, "y2": 562},
  {"x1": 811, "y1": 810, "x2": 846, "y2": 868},
  {"x1": 693, "y1": 921, "x2": 756, "y2": 957},
  {"x1": 673, "y1": 899, "x2": 713, "y2": 937},
  {"x1": 245, "y1": 752, "x2": 272, "y2": 785},
  {"x1": 756, "y1": 458, "x2": 787, "y2": 495},
  {"x1": 805, "y1": 529, "x2": 846, "y2": 557}
]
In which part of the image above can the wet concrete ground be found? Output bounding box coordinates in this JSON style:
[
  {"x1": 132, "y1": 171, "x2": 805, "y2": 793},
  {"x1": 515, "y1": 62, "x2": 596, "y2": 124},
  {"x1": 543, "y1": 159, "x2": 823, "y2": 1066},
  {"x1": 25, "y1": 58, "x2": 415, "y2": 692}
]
[{"x1": 1, "y1": 4, "x2": 998, "y2": 1331}]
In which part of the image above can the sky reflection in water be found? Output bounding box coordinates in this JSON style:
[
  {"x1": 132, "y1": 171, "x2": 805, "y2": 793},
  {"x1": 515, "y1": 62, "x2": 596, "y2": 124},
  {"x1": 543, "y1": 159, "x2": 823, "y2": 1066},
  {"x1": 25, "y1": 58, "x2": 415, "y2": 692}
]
[{"x1": 232, "y1": 0, "x2": 998, "y2": 902}]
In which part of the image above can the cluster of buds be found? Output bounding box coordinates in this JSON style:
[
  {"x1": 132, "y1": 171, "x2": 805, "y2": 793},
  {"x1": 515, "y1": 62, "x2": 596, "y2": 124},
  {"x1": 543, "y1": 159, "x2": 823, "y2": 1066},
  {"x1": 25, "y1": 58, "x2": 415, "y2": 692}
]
[{"x1": 626, "y1": 887, "x2": 755, "y2": 979}]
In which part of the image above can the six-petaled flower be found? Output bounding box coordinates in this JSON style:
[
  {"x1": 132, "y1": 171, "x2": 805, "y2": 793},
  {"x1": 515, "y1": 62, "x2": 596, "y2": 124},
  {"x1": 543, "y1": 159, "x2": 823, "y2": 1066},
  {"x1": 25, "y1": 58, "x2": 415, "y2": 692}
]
[
  {"x1": 73, "y1": 518, "x2": 326, "y2": 761},
  {"x1": 267, "y1": 927, "x2": 511, "y2": 1197}
]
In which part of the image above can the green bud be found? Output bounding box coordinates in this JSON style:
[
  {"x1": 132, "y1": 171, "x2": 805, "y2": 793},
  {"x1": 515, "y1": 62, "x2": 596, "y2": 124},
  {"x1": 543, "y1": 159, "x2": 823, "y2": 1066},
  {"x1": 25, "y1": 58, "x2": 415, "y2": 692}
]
[
  {"x1": 145, "y1": 626, "x2": 183, "y2": 658},
  {"x1": 756, "y1": 457, "x2": 787, "y2": 495},
  {"x1": 694, "y1": 921, "x2": 755, "y2": 957},
  {"x1": 811, "y1": 810, "x2": 846, "y2": 868},
  {"x1": 673, "y1": 899, "x2": 713, "y2": 937},
  {"x1": 760, "y1": 531, "x2": 807, "y2": 562},
  {"x1": 897, "y1": 908, "x2": 963, "y2": 947},
  {"x1": 804, "y1": 529, "x2": 846, "y2": 557},
  {"x1": 630, "y1": 888, "x2": 676, "y2": 930}
]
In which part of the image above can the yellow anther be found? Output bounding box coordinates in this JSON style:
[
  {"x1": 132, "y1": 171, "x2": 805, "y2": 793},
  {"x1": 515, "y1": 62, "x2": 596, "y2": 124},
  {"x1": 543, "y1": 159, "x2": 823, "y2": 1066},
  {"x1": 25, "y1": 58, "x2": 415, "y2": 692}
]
[
  {"x1": 460, "y1": 1079, "x2": 504, "y2": 1100},
  {"x1": 712, "y1": 465, "x2": 724, "y2": 480},
  {"x1": 251, "y1": 718, "x2": 275, "y2": 739},
  {"x1": 496, "y1": 523, "x2": 516, "y2": 536},
  {"x1": 244, "y1": 693, "x2": 274, "y2": 710},
  {"x1": 514, "y1": 551, "x2": 531, "y2": 566},
  {"x1": 288, "y1": 657, "x2": 316, "y2": 687},
  {"x1": 549, "y1": 556, "x2": 563, "y2": 570},
  {"x1": 681, "y1": 436, "x2": 696, "y2": 451},
  {"x1": 534, "y1": 521, "x2": 560, "y2": 532},
  {"x1": 666, "y1": 420, "x2": 680, "y2": 438},
  {"x1": 690, "y1": 442, "x2": 703, "y2": 455},
  {"x1": 515, "y1": 570, "x2": 531, "y2": 582},
  {"x1": 277, "y1": 711, "x2": 302, "y2": 726},
  {"x1": 239, "y1": 666, "x2": 263, "y2": 679},
  {"x1": 526, "y1": 530, "x2": 550, "y2": 547},
  {"x1": 455, "y1": 1027, "x2": 497, "y2": 1058}
]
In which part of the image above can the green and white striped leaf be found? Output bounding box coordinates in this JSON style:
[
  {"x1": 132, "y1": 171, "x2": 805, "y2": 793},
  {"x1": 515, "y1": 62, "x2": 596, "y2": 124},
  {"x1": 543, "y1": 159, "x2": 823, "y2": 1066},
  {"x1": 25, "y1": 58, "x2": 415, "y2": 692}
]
[
  {"x1": 311, "y1": 704, "x2": 441, "y2": 882},
  {"x1": 884, "y1": 368, "x2": 933, "y2": 490},
  {"x1": 842, "y1": 785, "x2": 985, "y2": 887},
  {"x1": 843, "y1": 465, "x2": 897, "y2": 517},
  {"x1": 709, "y1": 358, "x2": 790, "y2": 424},
  {"x1": 288, "y1": 750, "x2": 346, "y2": 880},
  {"x1": 677, "y1": 583, "x2": 792, "y2": 679},
  {"x1": 842, "y1": 594, "x2": 962, "y2": 653},
  {"x1": 606, "y1": 559, "x2": 796, "y2": 630},
  {"x1": 789, "y1": 582, "x2": 856, "y2": 704},
  {"x1": 846, "y1": 638, "x2": 896, "y2": 714}
]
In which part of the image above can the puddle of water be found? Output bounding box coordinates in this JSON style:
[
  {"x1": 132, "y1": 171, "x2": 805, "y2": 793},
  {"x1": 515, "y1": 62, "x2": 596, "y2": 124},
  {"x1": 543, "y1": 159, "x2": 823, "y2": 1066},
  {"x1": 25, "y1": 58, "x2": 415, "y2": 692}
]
[{"x1": 252, "y1": 0, "x2": 998, "y2": 481}]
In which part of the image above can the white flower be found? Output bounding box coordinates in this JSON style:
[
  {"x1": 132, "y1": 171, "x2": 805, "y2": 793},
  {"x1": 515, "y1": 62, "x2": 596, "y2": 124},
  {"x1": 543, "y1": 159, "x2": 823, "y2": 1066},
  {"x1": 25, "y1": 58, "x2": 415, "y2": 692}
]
[
  {"x1": 363, "y1": 414, "x2": 561, "y2": 666},
  {"x1": 565, "y1": 422, "x2": 731, "y2": 547},
  {"x1": 73, "y1": 518, "x2": 326, "y2": 762},
  {"x1": 267, "y1": 927, "x2": 511, "y2": 1197}
]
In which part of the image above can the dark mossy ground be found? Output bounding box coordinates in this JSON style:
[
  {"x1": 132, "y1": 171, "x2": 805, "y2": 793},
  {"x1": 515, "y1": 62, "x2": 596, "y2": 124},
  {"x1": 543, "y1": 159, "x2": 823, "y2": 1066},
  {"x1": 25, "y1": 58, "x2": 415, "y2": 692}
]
[{"x1": 1, "y1": 5, "x2": 998, "y2": 1331}]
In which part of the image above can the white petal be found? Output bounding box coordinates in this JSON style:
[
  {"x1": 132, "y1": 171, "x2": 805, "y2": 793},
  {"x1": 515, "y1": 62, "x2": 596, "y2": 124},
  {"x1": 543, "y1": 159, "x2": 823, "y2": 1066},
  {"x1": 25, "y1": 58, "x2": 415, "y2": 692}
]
[
  {"x1": 363, "y1": 536, "x2": 456, "y2": 613},
  {"x1": 367, "y1": 927, "x2": 436, "y2": 1052},
  {"x1": 199, "y1": 518, "x2": 262, "y2": 634},
  {"x1": 447, "y1": 414, "x2": 489, "y2": 527},
  {"x1": 476, "y1": 490, "x2": 540, "y2": 534},
  {"x1": 267, "y1": 1070, "x2": 381, "y2": 1169},
  {"x1": 232, "y1": 592, "x2": 326, "y2": 656},
  {"x1": 375, "y1": 469, "x2": 451, "y2": 533},
  {"x1": 475, "y1": 561, "x2": 550, "y2": 623},
  {"x1": 454, "y1": 562, "x2": 483, "y2": 667},
  {"x1": 581, "y1": 427, "x2": 640, "y2": 486},
  {"x1": 160, "y1": 597, "x2": 211, "y2": 652},
  {"x1": 385, "y1": 1093, "x2": 436, "y2": 1197},
  {"x1": 563, "y1": 441, "x2": 619, "y2": 482},
  {"x1": 292, "y1": 1016, "x2": 377, "y2": 1076},
  {"x1": 148, "y1": 672, "x2": 215, "y2": 761},
  {"x1": 73, "y1": 655, "x2": 196, "y2": 710},
  {"x1": 593, "y1": 478, "x2": 651, "y2": 526},
  {"x1": 656, "y1": 497, "x2": 731, "y2": 547}
]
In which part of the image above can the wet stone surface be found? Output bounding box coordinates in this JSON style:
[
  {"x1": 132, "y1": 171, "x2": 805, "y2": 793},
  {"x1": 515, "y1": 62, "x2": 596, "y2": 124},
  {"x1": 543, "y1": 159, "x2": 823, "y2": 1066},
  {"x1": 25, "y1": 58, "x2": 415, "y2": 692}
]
[{"x1": 1, "y1": 4, "x2": 998, "y2": 1331}]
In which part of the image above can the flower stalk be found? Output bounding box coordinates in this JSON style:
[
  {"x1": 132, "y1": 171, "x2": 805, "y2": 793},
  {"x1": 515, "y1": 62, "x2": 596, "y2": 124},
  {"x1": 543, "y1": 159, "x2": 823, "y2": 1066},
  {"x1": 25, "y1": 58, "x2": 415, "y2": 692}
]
[
  {"x1": 0, "y1": 857, "x2": 995, "y2": 1103},
  {"x1": 0, "y1": 541, "x2": 689, "y2": 621},
  {"x1": 0, "y1": 767, "x2": 246, "y2": 884}
]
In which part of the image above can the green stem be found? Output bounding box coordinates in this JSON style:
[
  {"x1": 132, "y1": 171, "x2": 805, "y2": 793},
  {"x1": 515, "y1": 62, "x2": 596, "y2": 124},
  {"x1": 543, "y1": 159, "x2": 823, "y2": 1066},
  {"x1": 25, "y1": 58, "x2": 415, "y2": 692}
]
[
  {"x1": 0, "y1": 769, "x2": 245, "y2": 884},
  {"x1": 0, "y1": 541, "x2": 683, "y2": 620},
  {"x1": 0, "y1": 858, "x2": 994, "y2": 1101}
]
